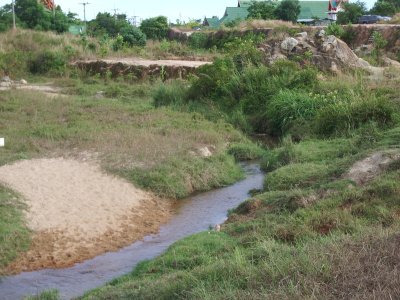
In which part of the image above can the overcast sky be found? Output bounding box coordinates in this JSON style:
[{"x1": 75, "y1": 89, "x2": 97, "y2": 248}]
[{"x1": 0, "y1": 0, "x2": 377, "y2": 22}]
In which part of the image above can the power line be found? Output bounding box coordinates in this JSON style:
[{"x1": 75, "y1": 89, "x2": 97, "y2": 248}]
[
  {"x1": 12, "y1": 0, "x2": 17, "y2": 30},
  {"x1": 79, "y1": 2, "x2": 90, "y2": 23}
]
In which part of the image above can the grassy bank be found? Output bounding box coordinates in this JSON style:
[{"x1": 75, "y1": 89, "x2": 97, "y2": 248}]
[
  {"x1": 0, "y1": 78, "x2": 262, "y2": 272},
  {"x1": 79, "y1": 50, "x2": 400, "y2": 298},
  {"x1": 0, "y1": 186, "x2": 30, "y2": 275},
  {"x1": 80, "y1": 124, "x2": 400, "y2": 299}
]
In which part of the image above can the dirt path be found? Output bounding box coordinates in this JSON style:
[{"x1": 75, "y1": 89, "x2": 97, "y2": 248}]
[
  {"x1": 79, "y1": 57, "x2": 211, "y2": 68},
  {"x1": 0, "y1": 158, "x2": 173, "y2": 273}
]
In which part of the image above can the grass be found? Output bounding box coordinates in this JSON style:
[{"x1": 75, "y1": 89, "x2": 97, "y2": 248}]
[
  {"x1": 0, "y1": 79, "x2": 251, "y2": 199},
  {"x1": 81, "y1": 121, "x2": 400, "y2": 299},
  {"x1": 0, "y1": 186, "x2": 30, "y2": 275}
]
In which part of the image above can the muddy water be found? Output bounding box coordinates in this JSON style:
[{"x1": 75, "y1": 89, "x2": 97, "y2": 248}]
[{"x1": 0, "y1": 163, "x2": 264, "y2": 300}]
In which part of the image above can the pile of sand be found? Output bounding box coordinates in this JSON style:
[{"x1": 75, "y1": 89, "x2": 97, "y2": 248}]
[{"x1": 0, "y1": 158, "x2": 172, "y2": 273}]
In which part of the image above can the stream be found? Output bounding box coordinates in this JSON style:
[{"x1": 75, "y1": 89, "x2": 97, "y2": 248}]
[{"x1": 0, "y1": 163, "x2": 264, "y2": 300}]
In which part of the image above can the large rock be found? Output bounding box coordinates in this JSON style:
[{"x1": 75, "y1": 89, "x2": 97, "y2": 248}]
[{"x1": 281, "y1": 37, "x2": 299, "y2": 52}]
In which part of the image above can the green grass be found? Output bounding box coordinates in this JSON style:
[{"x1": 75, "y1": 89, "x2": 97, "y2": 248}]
[
  {"x1": 81, "y1": 122, "x2": 400, "y2": 299},
  {"x1": 24, "y1": 290, "x2": 60, "y2": 300},
  {"x1": 0, "y1": 186, "x2": 30, "y2": 274},
  {"x1": 0, "y1": 80, "x2": 252, "y2": 199}
]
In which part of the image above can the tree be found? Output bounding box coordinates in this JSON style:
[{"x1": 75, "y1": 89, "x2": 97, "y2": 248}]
[
  {"x1": 0, "y1": 5, "x2": 15, "y2": 32},
  {"x1": 247, "y1": 1, "x2": 277, "y2": 20},
  {"x1": 274, "y1": 0, "x2": 301, "y2": 23},
  {"x1": 15, "y1": 0, "x2": 51, "y2": 30},
  {"x1": 370, "y1": 0, "x2": 397, "y2": 16},
  {"x1": 337, "y1": 1, "x2": 367, "y2": 24},
  {"x1": 88, "y1": 13, "x2": 131, "y2": 37},
  {"x1": 120, "y1": 26, "x2": 146, "y2": 47},
  {"x1": 139, "y1": 16, "x2": 169, "y2": 40},
  {"x1": 12, "y1": 0, "x2": 69, "y2": 32}
]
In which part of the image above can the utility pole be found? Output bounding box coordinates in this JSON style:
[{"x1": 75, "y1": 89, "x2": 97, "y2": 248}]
[
  {"x1": 79, "y1": 2, "x2": 90, "y2": 24},
  {"x1": 113, "y1": 7, "x2": 119, "y2": 23},
  {"x1": 12, "y1": 0, "x2": 16, "y2": 30}
]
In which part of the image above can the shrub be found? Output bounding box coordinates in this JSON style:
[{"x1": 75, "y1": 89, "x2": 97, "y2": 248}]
[
  {"x1": 140, "y1": 16, "x2": 169, "y2": 40},
  {"x1": 188, "y1": 57, "x2": 236, "y2": 99},
  {"x1": 121, "y1": 26, "x2": 146, "y2": 47},
  {"x1": 266, "y1": 90, "x2": 320, "y2": 135},
  {"x1": 326, "y1": 23, "x2": 345, "y2": 38},
  {"x1": 188, "y1": 32, "x2": 209, "y2": 49},
  {"x1": 28, "y1": 51, "x2": 67, "y2": 75},
  {"x1": 316, "y1": 97, "x2": 394, "y2": 136}
]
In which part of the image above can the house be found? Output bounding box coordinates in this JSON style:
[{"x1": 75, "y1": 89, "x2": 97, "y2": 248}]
[
  {"x1": 203, "y1": 16, "x2": 221, "y2": 28},
  {"x1": 204, "y1": 0, "x2": 331, "y2": 28},
  {"x1": 219, "y1": 6, "x2": 249, "y2": 26}
]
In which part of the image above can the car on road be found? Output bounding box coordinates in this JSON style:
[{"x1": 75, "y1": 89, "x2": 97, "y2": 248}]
[{"x1": 358, "y1": 15, "x2": 392, "y2": 24}]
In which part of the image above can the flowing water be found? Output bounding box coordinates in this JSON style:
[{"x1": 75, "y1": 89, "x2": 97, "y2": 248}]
[{"x1": 0, "y1": 163, "x2": 264, "y2": 300}]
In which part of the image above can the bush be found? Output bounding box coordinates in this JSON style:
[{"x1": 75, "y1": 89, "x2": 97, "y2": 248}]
[
  {"x1": 120, "y1": 26, "x2": 147, "y2": 47},
  {"x1": 316, "y1": 97, "x2": 394, "y2": 136},
  {"x1": 28, "y1": 51, "x2": 67, "y2": 75},
  {"x1": 140, "y1": 16, "x2": 169, "y2": 40},
  {"x1": 326, "y1": 23, "x2": 345, "y2": 38},
  {"x1": 188, "y1": 32, "x2": 209, "y2": 49},
  {"x1": 266, "y1": 90, "x2": 321, "y2": 135}
]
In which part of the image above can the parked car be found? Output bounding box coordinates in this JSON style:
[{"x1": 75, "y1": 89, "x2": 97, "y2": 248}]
[{"x1": 358, "y1": 15, "x2": 391, "y2": 24}]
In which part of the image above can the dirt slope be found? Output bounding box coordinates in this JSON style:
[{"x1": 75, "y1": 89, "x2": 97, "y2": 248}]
[{"x1": 0, "y1": 158, "x2": 173, "y2": 273}]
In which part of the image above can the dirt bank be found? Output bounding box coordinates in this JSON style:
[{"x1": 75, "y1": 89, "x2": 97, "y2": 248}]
[
  {"x1": 0, "y1": 158, "x2": 173, "y2": 273},
  {"x1": 74, "y1": 58, "x2": 211, "y2": 80}
]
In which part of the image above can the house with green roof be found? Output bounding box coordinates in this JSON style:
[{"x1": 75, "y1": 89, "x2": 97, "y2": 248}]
[
  {"x1": 203, "y1": 16, "x2": 221, "y2": 28},
  {"x1": 203, "y1": 0, "x2": 330, "y2": 28},
  {"x1": 298, "y1": 1, "x2": 328, "y2": 20},
  {"x1": 219, "y1": 7, "x2": 249, "y2": 25}
]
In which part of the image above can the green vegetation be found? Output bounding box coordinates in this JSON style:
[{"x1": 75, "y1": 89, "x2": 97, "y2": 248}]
[
  {"x1": 71, "y1": 24, "x2": 400, "y2": 299},
  {"x1": 0, "y1": 0, "x2": 72, "y2": 33},
  {"x1": 337, "y1": 1, "x2": 367, "y2": 24},
  {"x1": 0, "y1": 186, "x2": 30, "y2": 274},
  {"x1": 1, "y1": 15, "x2": 400, "y2": 300},
  {"x1": 246, "y1": 0, "x2": 301, "y2": 23},
  {"x1": 139, "y1": 16, "x2": 169, "y2": 40}
]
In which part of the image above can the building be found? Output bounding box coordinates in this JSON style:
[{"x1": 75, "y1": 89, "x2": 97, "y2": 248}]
[{"x1": 204, "y1": 0, "x2": 333, "y2": 28}]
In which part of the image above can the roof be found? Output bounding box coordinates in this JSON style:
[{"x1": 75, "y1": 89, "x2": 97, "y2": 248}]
[
  {"x1": 298, "y1": 1, "x2": 328, "y2": 19},
  {"x1": 239, "y1": 0, "x2": 270, "y2": 7},
  {"x1": 220, "y1": 7, "x2": 249, "y2": 24},
  {"x1": 204, "y1": 17, "x2": 220, "y2": 28}
]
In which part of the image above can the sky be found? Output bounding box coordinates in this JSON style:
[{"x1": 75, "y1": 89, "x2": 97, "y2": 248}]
[{"x1": 0, "y1": 0, "x2": 377, "y2": 22}]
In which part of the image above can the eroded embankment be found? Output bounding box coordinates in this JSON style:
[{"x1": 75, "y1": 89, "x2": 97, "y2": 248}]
[
  {"x1": 74, "y1": 58, "x2": 211, "y2": 80},
  {"x1": 0, "y1": 158, "x2": 173, "y2": 273}
]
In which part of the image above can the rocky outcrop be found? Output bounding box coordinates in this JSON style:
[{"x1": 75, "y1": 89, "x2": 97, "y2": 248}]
[{"x1": 261, "y1": 30, "x2": 373, "y2": 73}]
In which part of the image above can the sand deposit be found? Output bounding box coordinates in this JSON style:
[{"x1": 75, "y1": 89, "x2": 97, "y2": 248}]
[{"x1": 0, "y1": 158, "x2": 173, "y2": 273}]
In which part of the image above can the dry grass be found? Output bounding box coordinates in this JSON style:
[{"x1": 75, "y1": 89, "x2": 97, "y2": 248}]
[
  {"x1": 236, "y1": 19, "x2": 295, "y2": 30},
  {"x1": 321, "y1": 232, "x2": 400, "y2": 299},
  {"x1": 388, "y1": 13, "x2": 400, "y2": 24},
  {"x1": 0, "y1": 29, "x2": 93, "y2": 59}
]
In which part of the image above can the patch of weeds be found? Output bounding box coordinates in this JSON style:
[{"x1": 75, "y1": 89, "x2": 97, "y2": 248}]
[
  {"x1": 0, "y1": 185, "x2": 30, "y2": 274},
  {"x1": 228, "y1": 142, "x2": 266, "y2": 161},
  {"x1": 265, "y1": 162, "x2": 332, "y2": 191}
]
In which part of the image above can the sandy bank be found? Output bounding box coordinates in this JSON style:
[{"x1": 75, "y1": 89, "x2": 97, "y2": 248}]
[{"x1": 0, "y1": 158, "x2": 173, "y2": 273}]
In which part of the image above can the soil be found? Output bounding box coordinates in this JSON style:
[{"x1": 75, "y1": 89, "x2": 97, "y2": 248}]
[
  {"x1": 0, "y1": 158, "x2": 174, "y2": 273},
  {"x1": 344, "y1": 150, "x2": 400, "y2": 185}
]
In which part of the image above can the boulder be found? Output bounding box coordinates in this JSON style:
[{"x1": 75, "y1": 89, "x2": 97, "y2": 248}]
[
  {"x1": 1, "y1": 76, "x2": 11, "y2": 82},
  {"x1": 281, "y1": 37, "x2": 299, "y2": 52},
  {"x1": 295, "y1": 32, "x2": 308, "y2": 39}
]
